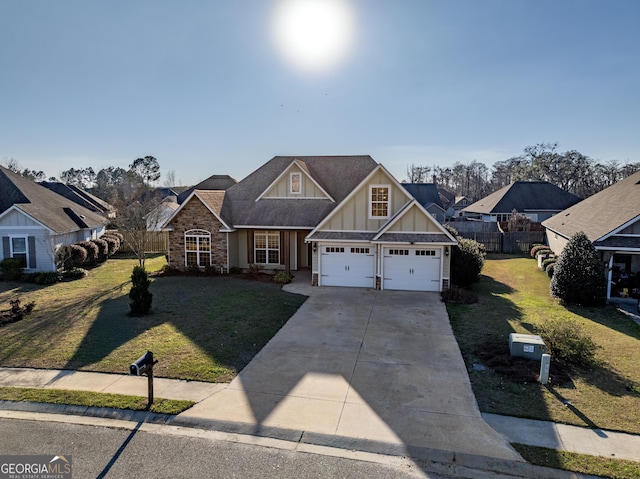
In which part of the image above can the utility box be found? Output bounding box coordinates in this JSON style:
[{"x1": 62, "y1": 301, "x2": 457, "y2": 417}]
[{"x1": 509, "y1": 333, "x2": 546, "y2": 361}]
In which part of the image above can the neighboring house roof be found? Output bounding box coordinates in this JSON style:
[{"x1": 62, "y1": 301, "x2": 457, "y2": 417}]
[
  {"x1": 542, "y1": 171, "x2": 640, "y2": 246},
  {"x1": 221, "y1": 155, "x2": 378, "y2": 228},
  {"x1": 462, "y1": 181, "x2": 581, "y2": 215},
  {"x1": 438, "y1": 189, "x2": 455, "y2": 209},
  {"x1": 177, "y1": 175, "x2": 238, "y2": 204},
  {"x1": 402, "y1": 183, "x2": 444, "y2": 209},
  {"x1": 168, "y1": 189, "x2": 233, "y2": 231},
  {"x1": 39, "y1": 181, "x2": 116, "y2": 217},
  {"x1": 0, "y1": 166, "x2": 108, "y2": 233}
]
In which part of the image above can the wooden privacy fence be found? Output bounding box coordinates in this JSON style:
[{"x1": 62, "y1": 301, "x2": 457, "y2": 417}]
[
  {"x1": 456, "y1": 231, "x2": 545, "y2": 254},
  {"x1": 118, "y1": 231, "x2": 169, "y2": 254}
]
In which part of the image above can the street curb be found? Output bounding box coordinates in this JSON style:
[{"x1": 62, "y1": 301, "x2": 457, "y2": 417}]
[{"x1": 0, "y1": 400, "x2": 601, "y2": 479}]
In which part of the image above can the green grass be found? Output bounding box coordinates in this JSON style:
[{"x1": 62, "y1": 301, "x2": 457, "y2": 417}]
[
  {"x1": 447, "y1": 254, "x2": 640, "y2": 434},
  {"x1": 513, "y1": 444, "x2": 640, "y2": 479},
  {"x1": 0, "y1": 254, "x2": 307, "y2": 382},
  {"x1": 0, "y1": 386, "x2": 194, "y2": 415}
]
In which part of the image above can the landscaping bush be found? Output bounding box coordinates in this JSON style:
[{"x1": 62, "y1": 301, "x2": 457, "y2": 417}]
[
  {"x1": 530, "y1": 245, "x2": 551, "y2": 258},
  {"x1": 24, "y1": 272, "x2": 61, "y2": 285},
  {"x1": 105, "y1": 230, "x2": 124, "y2": 242},
  {"x1": 90, "y1": 238, "x2": 109, "y2": 262},
  {"x1": 78, "y1": 241, "x2": 99, "y2": 265},
  {"x1": 61, "y1": 268, "x2": 88, "y2": 281},
  {"x1": 101, "y1": 235, "x2": 120, "y2": 256},
  {"x1": 229, "y1": 266, "x2": 243, "y2": 274},
  {"x1": 247, "y1": 263, "x2": 264, "y2": 275},
  {"x1": 441, "y1": 285, "x2": 478, "y2": 304},
  {"x1": 129, "y1": 266, "x2": 152, "y2": 316},
  {"x1": 546, "y1": 264, "x2": 555, "y2": 278},
  {"x1": 68, "y1": 244, "x2": 87, "y2": 268},
  {"x1": 1, "y1": 298, "x2": 36, "y2": 325},
  {"x1": 550, "y1": 231, "x2": 606, "y2": 306},
  {"x1": 273, "y1": 271, "x2": 293, "y2": 284},
  {"x1": 538, "y1": 318, "x2": 599, "y2": 367},
  {"x1": 203, "y1": 264, "x2": 220, "y2": 276},
  {"x1": 0, "y1": 258, "x2": 24, "y2": 281},
  {"x1": 542, "y1": 258, "x2": 556, "y2": 271},
  {"x1": 451, "y1": 237, "x2": 486, "y2": 287}
]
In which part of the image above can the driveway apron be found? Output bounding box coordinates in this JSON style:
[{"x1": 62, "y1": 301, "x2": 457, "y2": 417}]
[{"x1": 177, "y1": 287, "x2": 520, "y2": 460}]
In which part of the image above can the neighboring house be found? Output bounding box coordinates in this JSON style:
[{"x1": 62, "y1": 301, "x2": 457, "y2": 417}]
[
  {"x1": 40, "y1": 181, "x2": 116, "y2": 219},
  {"x1": 162, "y1": 156, "x2": 457, "y2": 292},
  {"x1": 438, "y1": 189, "x2": 471, "y2": 219},
  {"x1": 176, "y1": 174, "x2": 238, "y2": 204},
  {"x1": 543, "y1": 171, "x2": 640, "y2": 299},
  {"x1": 0, "y1": 166, "x2": 109, "y2": 272},
  {"x1": 402, "y1": 183, "x2": 446, "y2": 223},
  {"x1": 461, "y1": 181, "x2": 581, "y2": 222}
]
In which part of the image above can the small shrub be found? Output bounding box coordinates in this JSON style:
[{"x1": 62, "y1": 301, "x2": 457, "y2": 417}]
[
  {"x1": 1, "y1": 298, "x2": 36, "y2": 325},
  {"x1": 229, "y1": 266, "x2": 242, "y2": 274},
  {"x1": 186, "y1": 264, "x2": 202, "y2": 275},
  {"x1": 542, "y1": 258, "x2": 556, "y2": 271},
  {"x1": 160, "y1": 264, "x2": 179, "y2": 275},
  {"x1": 105, "y1": 230, "x2": 124, "y2": 242},
  {"x1": 441, "y1": 285, "x2": 478, "y2": 304},
  {"x1": 273, "y1": 271, "x2": 293, "y2": 284},
  {"x1": 90, "y1": 238, "x2": 109, "y2": 262},
  {"x1": 129, "y1": 266, "x2": 152, "y2": 316},
  {"x1": 546, "y1": 264, "x2": 555, "y2": 278},
  {"x1": 530, "y1": 245, "x2": 551, "y2": 258},
  {"x1": 0, "y1": 258, "x2": 24, "y2": 281},
  {"x1": 203, "y1": 264, "x2": 220, "y2": 276},
  {"x1": 77, "y1": 241, "x2": 99, "y2": 265},
  {"x1": 69, "y1": 244, "x2": 88, "y2": 267},
  {"x1": 24, "y1": 272, "x2": 61, "y2": 285},
  {"x1": 61, "y1": 268, "x2": 88, "y2": 281},
  {"x1": 101, "y1": 235, "x2": 120, "y2": 255},
  {"x1": 451, "y1": 237, "x2": 486, "y2": 287},
  {"x1": 538, "y1": 319, "x2": 599, "y2": 367},
  {"x1": 535, "y1": 248, "x2": 552, "y2": 259},
  {"x1": 248, "y1": 263, "x2": 264, "y2": 276}
]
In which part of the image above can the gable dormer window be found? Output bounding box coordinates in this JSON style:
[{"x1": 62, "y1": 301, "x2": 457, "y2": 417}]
[
  {"x1": 369, "y1": 185, "x2": 390, "y2": 219},
  {"x1": 290, "y1": 172, "x2": 302, "y2": 194}
]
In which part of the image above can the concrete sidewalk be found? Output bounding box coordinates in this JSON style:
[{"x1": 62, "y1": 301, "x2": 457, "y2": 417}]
[{"x1": 1, "y1": 366, "x2": 640, "y2": 465}]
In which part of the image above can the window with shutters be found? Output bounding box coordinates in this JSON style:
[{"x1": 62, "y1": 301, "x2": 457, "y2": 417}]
[
  {"x1": 254, "y1": 230, "x2": 280, "y2": 264},
  {"x1": 10, "y1": 236, "x2": 28, "y2": 267}
]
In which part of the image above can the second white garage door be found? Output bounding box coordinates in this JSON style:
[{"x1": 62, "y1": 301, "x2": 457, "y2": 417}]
[
  {"x1": 320, "y1": 244, "x2": 375, "y2": 288},
  {"x1": 383, "y1": 247, "x2": 441, "y2": 291}
]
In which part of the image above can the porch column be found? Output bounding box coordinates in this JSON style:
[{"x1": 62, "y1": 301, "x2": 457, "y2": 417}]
[
  {"x1": 607, "y1": 253, "x2": 614, "y2": 301},
  {"x1": 284, "y1": 231, "x2": 291, "y2": 275}
]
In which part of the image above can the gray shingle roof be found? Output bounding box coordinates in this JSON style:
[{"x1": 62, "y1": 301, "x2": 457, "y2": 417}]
[
  {"x1": 543, "y1": 171, "x2": 640, "y2": 242},
  {"x1": 307, "y1": 231, "x2": 377, "y2": 241},
  {"x1": 177, "y1": 175, "x2": 237, "y2": 204},
  {"x1": 402, "y1": 183, "x2": 444, "y2": 209},
  {"x1": 0, "y1": 166, "x2": 108, "y2": 233},
  {"x1": 40, "y1": 181, "x2": 115, "y2": 216},
  {"x1": 223, "y1": 156, "x2": 378, "y2": 227},
  {"x1": 462, "y1": 181, "x2": 581, "y2": 215},
  {"x1": 374, "y1": 233, "x2": 452, "y2": 243}
]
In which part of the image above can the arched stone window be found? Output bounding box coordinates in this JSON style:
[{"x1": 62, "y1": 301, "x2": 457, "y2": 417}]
[{"x1": 185, "y1": 229, "x2": 211, "y2": 267}]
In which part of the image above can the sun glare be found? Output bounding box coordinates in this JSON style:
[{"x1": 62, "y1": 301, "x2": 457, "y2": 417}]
[{"x1": 272, "y1": 0, "x2": 355, "y2": 73}]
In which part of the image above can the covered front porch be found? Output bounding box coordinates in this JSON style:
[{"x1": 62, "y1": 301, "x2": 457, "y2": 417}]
[{"x1": 604, "y1": 250, "x2": 640, "y2": 299}]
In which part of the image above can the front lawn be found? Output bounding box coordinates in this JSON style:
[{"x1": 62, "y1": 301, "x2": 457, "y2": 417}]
[
  {"x1": 0, "y1": 255, "x2": 307, "y2": 382},
  {"x1": 447, "y1": 254, "x2": 640, "y2": 435}
]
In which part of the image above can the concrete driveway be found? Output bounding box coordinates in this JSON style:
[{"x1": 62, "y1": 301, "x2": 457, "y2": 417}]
[{"x1": 177, "y1": 285, "x2": 521, "y2": 461}]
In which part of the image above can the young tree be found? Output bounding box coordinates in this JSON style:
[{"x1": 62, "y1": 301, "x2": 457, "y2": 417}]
[
  {"x1": 129, "y1": 266, "x2": 152, "y2": 316},
  {"x1": 444, "y1": 225, "x2": 486, "y2": 286},
  {"x1": 551, "y1": 231, "x2": 606, "y2": 306}
]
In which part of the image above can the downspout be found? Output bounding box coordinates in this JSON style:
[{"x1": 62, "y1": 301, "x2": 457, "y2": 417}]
[{"x1": 607, "y1": 253, "x2": 614, "y2": 301}]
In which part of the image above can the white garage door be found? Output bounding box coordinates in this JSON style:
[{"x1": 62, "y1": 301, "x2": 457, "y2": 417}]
[
  {"x1": 383, "y1": 247, "x2": 441, "y2": 291},
  {"x1": 320, "y1": 244, "x2": 375, "y2": 288}
]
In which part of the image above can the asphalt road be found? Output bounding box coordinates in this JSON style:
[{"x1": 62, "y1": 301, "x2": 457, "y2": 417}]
[{"x1": 0, "y1": 417, "x2": 451, "y2": 479}]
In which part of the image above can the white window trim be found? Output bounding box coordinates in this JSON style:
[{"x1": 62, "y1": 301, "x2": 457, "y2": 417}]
[
  {"x1": 9, "y1": 234, "x2": 29, "y2": 268},
  {"x1": 290, "y1": 172, "x2": 302, "y2": 195},
  {"x1": 184, "y1": 229, "x2": 211, "y2": 268},
  {"x1": 369, "y1": 184, "x2": 391, "y2": 219},
  {"x1": 254, "y1": 230, "x2": 280, "y2": 265}
]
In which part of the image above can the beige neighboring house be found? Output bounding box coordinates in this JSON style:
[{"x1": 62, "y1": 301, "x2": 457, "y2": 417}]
[
  {"x1": 0, "y1": 166, "x2": 109, "y2": 272},
  {"x1": 543, "y1": 171, "x2": 640, "y2": 299},
  {"x1": 162, "y1": 155, "x2": 457, "y2": 292}
]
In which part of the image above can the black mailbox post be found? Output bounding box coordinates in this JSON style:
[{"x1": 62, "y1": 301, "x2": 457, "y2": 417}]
[{"x1": 129, "y1": 351, "x2": 157, "y2": 409}]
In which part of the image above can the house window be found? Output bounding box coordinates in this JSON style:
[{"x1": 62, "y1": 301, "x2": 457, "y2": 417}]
[
  {"x1": 389, "y1": 249, "x2": 409, "y2": 255},
  {"x1": 255, "y1": 230, "x2": 280, "y2": 264},
  {"x1": 351, "y1": 247, "x2": 370, "y2": 254},
  {"x1": 415, "y1": 250, "x2": 436, "y2": 256},
  {"x1": 10, "y1": 236, "x2": 28, "y2": 267},
  {"x1": 290, "y1": 172, "x2": 302, "y2": 194},
  {"x1": 370, "y1": 185, "x2": 390, "y2": 218},
  {"x1": 325, "y1": 246, "x2": 345, "y2": 253},
  {"x1": 185, "y1": 229, "x2": 211, "y2": 267}
]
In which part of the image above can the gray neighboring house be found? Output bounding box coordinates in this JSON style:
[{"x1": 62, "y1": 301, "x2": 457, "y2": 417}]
[
  {"x1": 462, "y1": 181, "x2": 581, "y2": 222},
  {"x1": 39, "y1": 181, "x2": 116, "y2": 219},
  {"x1": 0, "y1": 166, "x2": 109, "y2": 272},
  {"x1": 543, "y1": 171, "x2": 640, "y2": 299},
  {"x1": 162, "y1": 156, "x2": 457, "y2": 292},
  {"x1": 402, "y1": 183, "x2": 446, "y2": 223}
]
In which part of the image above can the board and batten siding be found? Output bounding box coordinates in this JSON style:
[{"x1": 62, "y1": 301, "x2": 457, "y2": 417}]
[
  {"x1": 324, "y1": 173, "x2": 410, "y2": 231},
  {"x1": 387, "y1": 204, "x2": 441, "y2": 232},
  {"x1": 262, "y1": 166, "x2": 328, "y2": 199}
]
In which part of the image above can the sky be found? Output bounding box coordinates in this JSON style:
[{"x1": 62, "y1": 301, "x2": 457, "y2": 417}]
[{"x1": 1, "y1": 0, "x2": 639, "y2": 186}]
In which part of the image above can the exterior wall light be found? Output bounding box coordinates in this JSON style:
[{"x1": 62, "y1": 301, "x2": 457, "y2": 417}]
[{"x1": 445, "y1": 246, "x2": 449, "y2": 256}]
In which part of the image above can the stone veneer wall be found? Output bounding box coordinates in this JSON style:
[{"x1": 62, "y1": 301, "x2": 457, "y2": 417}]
[{"x1": 167, "y1": 198, "x2": 227, "y2": 271}]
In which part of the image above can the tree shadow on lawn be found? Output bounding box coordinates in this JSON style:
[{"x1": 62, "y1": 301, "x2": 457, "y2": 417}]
[
  {"x1": 57, "y1": 275, "x2": 306, "y2": 382},
  {"x1": 565, "y1": 303, "x2": 640, "y2": 340}
]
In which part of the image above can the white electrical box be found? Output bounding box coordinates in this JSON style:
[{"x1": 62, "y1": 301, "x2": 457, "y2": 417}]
[{"x1": 509, "y1": 333, "x2": 546, "y2": 361}]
